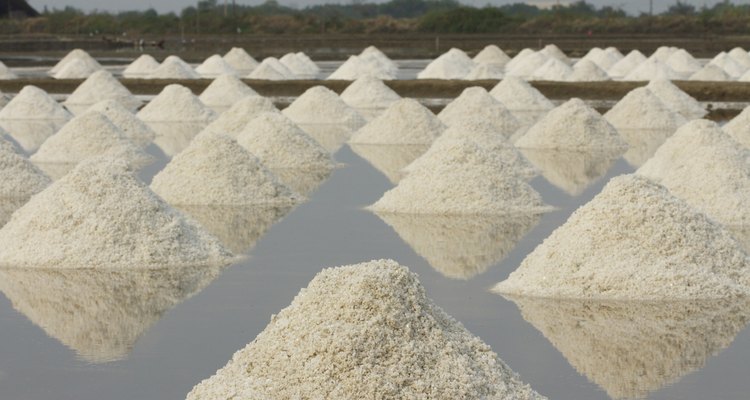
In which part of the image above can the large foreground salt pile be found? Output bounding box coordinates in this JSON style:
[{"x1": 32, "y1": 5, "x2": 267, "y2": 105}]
[
  {"x1": 646, "y1": 78, "x2": 706, "y2": 119},
  {"x1": 0, "y1": 136, "x2": 50, "y2": 200},
  {"x1": 282, "y1": 86, "x2": 365, "y2": 128},
  {"x1": 186, "y1": 259, "x2": 547, "y2": 400},
  {"x1": 122, "y1": 54, "x2": 160, "y2": 78},
  {"x1": 0, "y1": 157, "x2": 233, "y2": 269},
  {"x1": 350, "y1": 98, "x2": 444, "y2": 145},
  {"x1": 49, "y1": 49, "x2": 102, "y2": 77},
  {"x1": 223, "y1": 47, "x2": 259, "y2": 75},
  {"x1": 147, "y1": 56, "x2": 199, "y2": 80},
  {"x1": 64, "y1": 70, "x2": 142, "y2": 113},
  {"x1": 723, "y1": 105, "x2": 750, "y2": 148},
  {"x1": 195, "y1": 54, "x2": 237, "y2": 78},
  {"x1": 201, "y1": 96, "x2": 279, "y2": 138},
  {"x1": 199, "y1": 74, "x2": 259, "y2": 112},
  {"x1": 637, "y1": 120, "x2": 750, "y2": 226},
  {"x1": 489, "y1": 77, "x2": 554, "y2": 126},
  {"x1": 339, "y1": 76, "x2": 401, "y2": 114},
  {"x1": 137, "y1": 84, "x2": 217, "y2": 123},
  {"x1": 417, "y1": 48, "x2": 475, "y2": 79},
  {"x1": 495, "y1": 174, "x2": 750, "y2": 300},
  {"x1": 516, "y1": 98, "x2": 627, "y2": 151},
  {"x1": 438, "y1": 87, "x2": 520, "y2": 137},
  {"x1": 151, "y1": 133, "x2": 299, "y2": 206},
  {"x1": 0, "y1": 85, "x2": 72, "y2": 122},
  {"x1": 87, "y1": 100, "x2": 155, "y2": 148}
]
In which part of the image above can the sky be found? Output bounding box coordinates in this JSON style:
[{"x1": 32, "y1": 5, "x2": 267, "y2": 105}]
[{"x1": 26, "y1": 0, "x2": 750, "y2": 16}]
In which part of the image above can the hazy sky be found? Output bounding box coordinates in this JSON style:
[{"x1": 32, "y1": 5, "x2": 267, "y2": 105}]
[{"x1": 27, "y1": 0, "x2": 750, "y2": 15}]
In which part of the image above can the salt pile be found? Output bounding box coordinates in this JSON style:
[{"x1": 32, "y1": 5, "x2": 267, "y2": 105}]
[
  {"x1": 516, "y1": 98, "x2": 626, "y2": 151},
  {"x1": 504, "y1": 48, "x2": 534, "y2": 72},
  {"x1": 0, "y1": 136, "x2": 50, "y2": 200},
  {"x1": 607, "y1": 50, "x2": 646, "y2": 79},
  {"x1": 53, "y1": 58, "x2": 101, "y2": 79},
  {"x1": 88, "y1": 100, "x2": 156, "y2": 147},
  {"x1": 709, "y1": 52, "x2": 746, "y2": 78},
  {"x1": 665, "y1": 49, "x2": 702, "y2": 76},
  {"x1": 340, "y1": 76, "x2": 401, "y2": 111},
  {"x1": 646, "y1": 78, "x2": 706, "y2": 119},
  {"x1": 570, "y1": 59, "x2": 610, "y2": 81},
  {"x1": 137, "y1": 84, "x2": 217, "y2": 123},
  {"x1": 151, "y1": 133, "x2": 299, "y2": 206},
  {"x1": 49, "y1": 49, "x2": 102, "y2": 76},
  {"x1": 147, "y1": 55, "x2": 199, "y2": 80},
  {"x1": 489, "y1": 77, "x2": 554, "y2": 125},
  {"x1": 540, "y1": 44, "x2": 570, "y2": 65},
  {"x1": 0, "y1": 85, "x2": 72, "y2": 121},
  {"x1": 282, "y1": 86, "x2": 365, "y2": 127},
  {"x1": 529, "y1": 58, "x2": 573, "y2": 81},
  {"x1": 624, "y1": 58, "x2": 681, "y2": 81},
  {"x1": 0, "y1": 61, "x2": 17, "y2": 80},
  {"x1": 350, "y1": 98, "x2": 444, "y2": 145},
  {"x1": 723, "y1": 105, "x2": 750, "y2": 148},
  {"x1": 195, "y1": 54, "x2": 237, "y2": 78},
  {"x1": 64, "y1": 70, "x2": 142, "y2": 113},
  {"x1": 495, "y1": 174, "x2": 750, "y2": 300},
  {"x1": 506, "y1": 51, "x2": 550, "y2": 79},
  {"x1": 738, "y1": 69, "x2": 750, "y2": 82},
  {"x1": 417, "y1": 48, "x2": 475, "y2": 80},
  {"x1": 728, "y1": 47, "x2": 750, "y2": 68},
  {"x1": 328, "y1": 54, "x2": 396, "y2": 80},
  {"x1": 651, "y1": 46, "x2": 679, "y2": 62},
  {"x1": 122, "y1": 54, "x2": 160, "y2": 78},
  {"x1": 279, "y1": 53, "x2": 317, "y2": 78},
  {"x1": 0, "y1": 156, "x2": 233, "y2": 269},
  {"x1": 236, "y1": 112, "x2": 334, "y2": 170},
  {"x1": 223, "y1": 47, "x2": 259, "y2": 75},
  {"x1": 637, "y1": 120, "x2": 750, "y2": 226},
  {"x1": 581, "y1": 47, "x2": 620, "y2": 71},
  {"x1": 690, "y1": 64, "x2": 731, "y2": 81},
  {"x1": 437, "y1": 87, "x2": 520, "y2": 137},
  {"x1": 473, "y1": 44, "x2": 511, "y2": 67},
  {"x1": 201, "y1": 96, "x2": 279, "y2": 138},
  {"x1": 186, "y1": 259, "x2": 547, "y2": 400},
  {"x1": 604, "y1": 87, "x2": 687, "y2": 132},
  {"x1": 463, "y1": 63, "x2": 504, "y2": 80},
  {"x1": 198, "y1": 74, "x2": 259, "y2": 111},
  {"x1": 360, "y1": 46, "x2": 398, "y2": 75},
  {"x1": 247, "y1": 57, "x2": 295, "y2": 80}
]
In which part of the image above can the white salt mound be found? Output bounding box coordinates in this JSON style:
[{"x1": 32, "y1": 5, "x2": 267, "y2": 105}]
[
  {"x1": 570, "y1": 59, "x2": 610, "y2": 82},
  {"x1": 64, "y1": 70, "x2": 142, "y2": 111},
  {"x1": 223, "y1": 47, "x2": 259, "y2": 75},
  {"x1": 473, "y1": 44, "x2": 511, "y2": 66},
  {"x1": 247, "y1": 57, "x2": 295, "y2": 80},
  {"x1": 195, "y1": 54, "x2": 237, "y2": 78},
  {"x1": 438, "y1": 87, "x2": 520, "y2": 137},
  {"x1": 282, "y1": 85, "x2": 365, "y2": 127},
  {"x1": 53, "y1": 58, "x2": 100, "y2": 80},
  {"x1": 327, "y1": 55, "x2": 395, "y2": 80},
  {"x1": 646, "y1": 78, "x2": 706, "y2": 120},
  {"x1": 495, "y1": 174, "x2": 750, "y2": 300},
  {"x1": 504, "y1": 48, "x2": 535, "y2": 72},
  {"x1": 122, "y1": 54, "x2": 160, "y2": 78},
  {"x1": 607, "y1": 50, "x2": 646, "y2": 79},
  {"x1": 340, "y1": 76, "x2": 401, "y2": 110},
  {"x1": 709, "y1": 52, "x2": 746, "y2": 79},
  {"x1": 0, "y1": 136, "x2": 50, "y2": 199},
  {"x1": 489, "y1": 77, "x2": 554, "y2": 112},
  {"x1": 199, "y1": 74, "x2": 259, "y2": 110},
  {"x1": 0, "y1": 85, "x2": 72, "y2": 121},
  {"x1": 279, "y1": 53, "x2": 316, "y2": 78},
  {"x1": 665, "y1": 49, "x2": 702, "y2": 76},
  {"x1": 604, "y1": 87, "x2": 687, "y2": 132},
  {"x1": 295, "y1": 52, "x2": 320, "y2": 75},
  {"x1": 723, "y1": 105, "x2": 750, "y2": 148},
  {"x1": 137, "y1": 84, "x2": 217, "y2": 123},
  {"x1": 49, "y1": 49, "x2": 102, "y2": 75},
  {"x1": 637, "y1": 120, "x2": 750, "y2": 226},
  {"x1": 350, "y1": 98, "x2": 444, "y2": 145},
  {"x1": 360, "y1": 46, "x2": 398, "y2": 73},
  {"x1": 236, "y1": 112, "x2": 334, "y2": 170},
  {"x1": 624, "y1": 58, "x2": 682, "y2": 81},
  {"x1": 651, "y1": 46, "x2": 679, "y2": 62},
  {"x1": 88, "y1": 100, "x2": 156, "y2": 147},
  {"x1": 517, "y1": 98, "x2": 627, "y2": 151},
  {"x1": 529, "y1": 58, "x2": 573, "y2": 81},
  {"x1": 0, "y1": 61, "x2": 17, "y2": 80},
  {"x1": 463, "y1": 63, "x2": 504, "y2": 80},
  {"x1": 147, "y1": 56, "x2": 199, "y2": 80},
  {"x1": 689, "y1": 64, "x2": 731, "y2": 81},
  {"x1": 0, "y1": 156, "x2": 233, "y2": 269},
  {"x1": 417, "y1": 48, "x2": 475, "y2": 80},
  {"x1": 151, "y1": 133, "x2": 299, "y2": 206},
  {"x1": 201, "y1": 96, "x2": 279, "y2": 138},
  {"x1": 507, "y1": 51, "x2": 550, "y2": 79},
  {"x1": 186, "y1": 259, "x2": 547, "y2": 400},
  {"x1": 540, "y1": 44, "x2": 570, "y2": 65},
  {"x1": 737, "y1": 69, "x2": 750, "y2": 82},
  {"x1": 728, "y1": 47, "x2": 750, "y2": 68}
]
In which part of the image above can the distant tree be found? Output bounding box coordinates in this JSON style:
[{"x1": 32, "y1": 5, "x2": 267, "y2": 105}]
[{"x1": 665, "y1": 1, "x2": 696, "y2": 16}]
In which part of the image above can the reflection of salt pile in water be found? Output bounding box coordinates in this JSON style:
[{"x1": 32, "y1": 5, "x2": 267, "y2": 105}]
[
  {"x1": 201, "y1": 96, "x2": 279, "y2": 138},
  {"x1": 0, "y1": 136, "x2": 50, "y2": 224},
  {"x1": 607, "y1": 50, "x2": 646, "y2": 80},
  {"x1": 122, "y1": 54, "x2": 160, "y2": 78},
  {"x1": 64, "y1": 70, "x2": 142, "y2": 114},
  {"x1": 637, "y1": 120, "x2": 750, "y2": 226},
  {"x1": 0, "y1": 85, "x2": 72, "y2": 153},
  {"x1": 504, "y1": 296, "x2": 750, "y2": 400},
  {"x1": 349, "y1": 143, "x2": 429, "y2": 184},
  {"x1": 473, "y1": 44, "x2": 511, "y2": 67},
  {"x1": 646, "y1": 78, "x2": 706, "y2": 119},
  {"x1": 195, "y1": 54, "x2": 237, "y2": 78},
  {"x1": 351, "y1": 98, "x2": 444, "y2": 145},
  {"x1": 50, "y1": 49, "x2": 102, "y2": 79},
  {"x1": 489, "y1": 77, "x2": 554, "y2": 126},
  {"x1": 247, "y1": 57, "x2": 296, "y2": 80},
  {"x1": 417, "y1": 48, "x2": 475, "y2": 79},
  {"x1": 495, "y1": 175, "x2": 750, "y2": 300},
  {"x1": 340, "y1": 76, "x2": 401, "y2": 120},
  {"x1": 0, "y1": 265, "x2": 223, "y2": 363},
  {"x1": 0, "y1": 157, "x2": 233, "y2": 269},
  {"x1": 147, "y1": 55, "x2": 199, "y2": 79},
  {"x1": 199, "y1": 74, "x2": 259, "y2": 112},
  {"x1": 223, "y1": 47, "x2": 259, "y2": 76},
  {"x1": 438, "y1": 87, "x2": 520, "y2": 137},
  {"x1": 187, "y1": 259, "x2": 547, "y2": 400},
  {"x1": 151, "y1": 133, "x2": 299, "y2": 206},
  {"x1": 88, "y1": 100, "x2": 155, "y2": 148},
  {"x1": 520, "y1": 149, "x2": 622, "y2": 196},
  {"x1": 723, "y1": 105, "x2": 750, "y2": 148}
]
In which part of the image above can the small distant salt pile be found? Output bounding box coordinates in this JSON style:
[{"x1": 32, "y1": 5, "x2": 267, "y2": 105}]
[
  {"x1": 49, "y1": 49, "x2": 102, "y2": 76},
  {"x1": 122, "y1": 54, "x2": 160, "y2": 78},
  {"x1": 463, "y1": 63, "x2": 504, "y2": 80},
  {"x1": 137, "y1": 84, "x2": 217, "y2": 123},
  {"x1": 88, "y1": 100, "x2": 155, "y2": 147},
  {"x1": 516, "y1": 98, "x2": 627, "y2": 151},
  {"x1": 489, "y1": 77, "x2": 554, "y2": 126},
  {"x1": 604, "y1": 87, "x2": 687, "y2": 132},
  {"x1": 607, "y1": 50, "x2": 646, "y2": 80},
  {"x1": 506, "y1": 51, "x2": 550, "y2": 79},
  {"x1": 53, "y1": 58, "x2": 101, "y2": 79},
  {"x1": 223, "y1": 47, "x2": 259, "y2": 75},
  {"x1": 282, "y1": 85, "x2": 365, "y2": 127},
  {"x1": 360, "y1": 46, "x2": 399, "y2": 76},
  {"x1": 201, "y1": 96, "x2": 279, "y2": 138},
  {"x1": 339, "y1": 76, "x2": 400, "y2": 121},
  {"x1": 504, "y1": 48, "x2": 534, "y2": 72},
  {"x1": 64, "y1": 70, "x2": 142, "y2": 113},
  {"x1": 195, "y1": 54, "x2": 238, "y2": 78},
  {"x1": 728, "y1": 47, "x2": 750, "y2": 68},
  {"x1": 529, "y1": 58, "x2": 573, "y2": 81},
  {"x1": 723, "y1": 105, "x2": 750, "y2": 148},
  {"x1": 624, "y1": 58, "x2": 681, "y2": 81},
  {"x1": 199, "y1": 74, "x2": 259, "y2": 112},
  {"x1": 0, "y1": 156, "x2": 233, "y2": 269},
  {"x1": 0, "y1": 61, "x2": 17, "y2": 80},
  {"x1": 247, "y1": 57, "x2": 295, "y2": 80},
  {"x1": 147, "y1": 55, "x2": 199, "y2": 80},
  {"x1": 637, "y1": 120, "x2": 750, "y2": 226},
  {"x1": 0, "y1": 85, "x2": 72, "y2": 122},
  {"x1": 0, "y1": 136, "x2": 50, "y2": 200},
  {"x1": 186, "y1": 259, "x2": 548, "y2": 400},
  {"x1": 438, "y1": 87, "x2": 520, "y2": 137},
  {"x1": 709, "y1": 52, "x2": 746, "y2": 79},
  {"x1": 473, "y1": 44, "x2": 511, "y2": 67},
  {"x1": 151, "y1": 133, "x2": 298, "y2": 206},
  {"x1": 327, "y1": 55, "x2": 390, "y2": 81},
  {"x1": 690, "y1": 64, "x2": 731, "y2": 81},
  {"x1": 279, "y1": 53, "x2": 317, "y2": 79},
  {"x1": 569, "y1": 59, "x2": 610, "y2": 81},
  {"x1": 737, "y1": 69, "x2": 750, "y2": 82},
  {"x1": 581, "y1": 47, "x2": 619, "y2": 71},
  {"x1": 665, "y1": 49, "x2": 702, "y2": 77},
  {"x1": 650, "y1": 46, "x2": 679, "y2": 62},
  {"x1": 417, "y1": 48, "x2": 475, "y2": 80},
  {"x1": 350, "y1": 98, "x2": 444, "y2": 145},
  {"x1": 540, "y1": 44, "x2": 570, "y2": 65},
  {"x1": 646, "y1": 78, "x2": 706, "y2": 120},
  {"x1": 495, "y1": 174, "x2": 750, "y2": 300}
]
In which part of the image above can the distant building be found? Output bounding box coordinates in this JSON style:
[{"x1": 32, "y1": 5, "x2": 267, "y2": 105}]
[{"x1": 0, "y1": 0, "x2": 40, "y2": 18}]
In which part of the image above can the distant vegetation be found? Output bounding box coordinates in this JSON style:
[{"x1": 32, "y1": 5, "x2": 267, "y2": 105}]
[{"x1": 3, "y1": 0, "x2": 750, "y2": 36}]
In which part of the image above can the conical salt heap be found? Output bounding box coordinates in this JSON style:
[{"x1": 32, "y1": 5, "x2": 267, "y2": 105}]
[
  {"x1": 473, "y1": 44, "x2": 511, "y2": 67},
  {"x1": 49, "y1": 49, "x2": 102, "y2": 76},
  {"x1": 201, "y1": 96, "x2": 279, "y2": 138},
  {"x1": 516, "y1": 98, "x2": 627, "y2": 151},
  {"x1": 570, "y1": 59, "x2": 609, "y2": 82},
  {"x1": 280, "y1": 53, "x2": 317, "y2": 78},
  {"x1": 350, "y1": 98, "x2": 444, "y2": 145},
  {"x1": 247, "y1": 57, "x2": 295, "y2": 80},
  {"x1": 723, "y1": 105, "x2": 750, "y2": 148},
  {"x1": 540, "y1": 44, "x2": 570, "y2": 65},
  {"x1": 137, "y1": 84, "x2": 217, "y2": 123},
  {"x1": 0, "y1": 85, "x2": 72, "y2": 121},
  {"x1": 0, "y1": 61, "x2": 17, "y2": 80},
  {"x1": 665, "y1": 49, "x2": 702, "y2": 77},
  {"x1": 87, "y1": 100, "x2": 155, "y2": 148},
  {"x1": 495, "y1": 174, "x2": 750, "y2": 300},
  {"x1": 0, "y1": 156, "x2": 233, "y2": 269},
  {"x1": 504, "y1": 48, "x2": 534, "y2": 72},
  {"x1": 195, "y1": 54, "x2": 237, "y2": 78},
  {"x1": 186, "y1": 259, "x2": 548, "y2": 400},
  {"x1": 607, "y1": 50, "x2": 646, "y2": 79},
  {"x1": 147, "y1": 55, "x2": 199, "y2": 80},
  {"x1": 223, "y1": 47, "x2": 259, "y2": 75},
  {"x1": 604, "y1": 87, "x2": 687, "y2": 132},
  {"x1": 646, "y1": 78, "x2": 706, "y2": 120},
  {"x1": 503, "y1": 296, "x2": 750, "y2": 400},
  {"x1": 691, "y1": 63, "x2": 732, "y2": 81},
  {"x1": 122, "y1": 54, "x2": 160, "y2": 78},
  {"x1": 637, "y1": 120, "x2": 750, "y2": 226},
  {"x1": 529, "y1": 58, "x2": 573, "y2": 81},
  {"x1": 709, "y1": 52, "x2": 746, "y2": 79},
  {"x1": 327, "y1": 55, "x2": 395, "y2": 80},
  {"x1": 360, "y1": 46, "x2": 398, "y2": 75},
  {"x1": 417, "y1": 48, "x2": 475, "y2": 79},
  {"x1": 151, "y1": 133, "x2": 299, "y2": 206},
  {"x1": 651, "y1": 46, "x2": 679, "y2": 62},
  {"x1": 282, "y1": 86, "x2": 365, "y2": 128},
  {"x1": 295, "y1": 52, "x2": 321, "y2": 75},
  {"x1": 624, "y1": 58, "x2": 681, "y2": 81},
  {"x1": 199, "y1": 74, "x2": 259, "y2": 112},
  {"x1": 340, "y1": 76, "x2": 401, "y2": 112},
  {"x1": 438, "y1": 87, "x2": 520, "y2": 137},
  {"x1": 64, "y1": 70, "x2": 142, "y2": 113},
  {"x1": 728, "y1": 47, "x2": 750, "y2": 68},
  {"x1": 463, "y1": 63, "x2": 504, "y2": 80},
  {"x1": 53, "y1": 58, "x2": 100, "y2": 80},
  {"x1": 489, "y1": 77, "x2": 554, "y2": 125},
  {"x1": 506, "y1": 52, "x2": 550, "y2": 79},
  {"x1": 0, "y1": 135, "x2": 50, "y2": 200}
]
